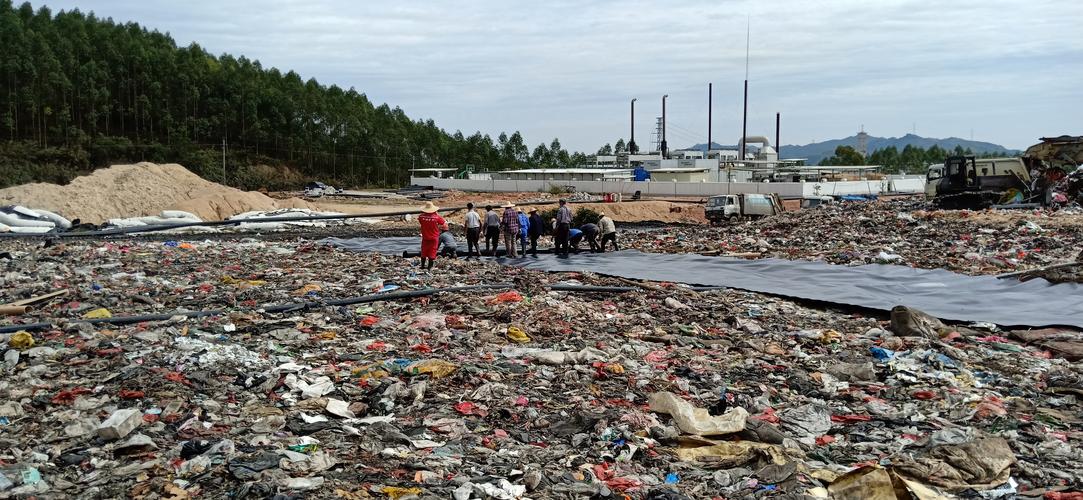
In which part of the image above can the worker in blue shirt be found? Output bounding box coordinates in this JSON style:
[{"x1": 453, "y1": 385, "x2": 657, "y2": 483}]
[
  {"x1": 517, "y1": 208, "x2": 530, "y2": 256},
  {"x1": 568, "y1": 227, "x2": 583, "y2": 252}
]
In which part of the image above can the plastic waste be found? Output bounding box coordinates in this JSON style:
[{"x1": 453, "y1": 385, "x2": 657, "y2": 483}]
[
  {"x1": 648, "y1": 391, "x2": 748, "y2": 436},
  {"x1": 81, "y1": 308, "x2": 113, "y2": 319},
  {"x1": 506, "y1": 326, "x2": 530, "y2": 343},
  {"x1": 8, "y1": 331, "x2": 34, "y2": 350}
]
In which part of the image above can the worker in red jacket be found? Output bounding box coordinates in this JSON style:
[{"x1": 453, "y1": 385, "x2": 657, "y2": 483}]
[{"x1": 417, "y1": 201, "x2": 446, "y2": 270}]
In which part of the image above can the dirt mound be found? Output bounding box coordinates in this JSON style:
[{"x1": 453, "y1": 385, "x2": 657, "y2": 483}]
[
  {"x1": 573, "y1": 201, "x2": 705, "y2": 223},
  {"x1": 0, "y1": 162, "x2": 328, "y2": 223}
]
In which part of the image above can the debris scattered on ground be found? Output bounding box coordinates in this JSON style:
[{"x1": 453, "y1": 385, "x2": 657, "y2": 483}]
[
  {"x1": 1, "y1": 220, "x2": 1080, "y2": 497},
  {"x1": 622, "y1": 199, "x2": 1083, "y2": 278}
]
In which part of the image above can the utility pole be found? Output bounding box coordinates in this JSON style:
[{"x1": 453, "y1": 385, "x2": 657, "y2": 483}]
[
  {"x1": 629, "y1": 98, "x2": 637, "y2": 155},
  {"x1": 661, "y1": 94, "x2": 669, "y2": 158},
  {"x1": 221, "y1": 138, "x2": 226, "y2": 186}
]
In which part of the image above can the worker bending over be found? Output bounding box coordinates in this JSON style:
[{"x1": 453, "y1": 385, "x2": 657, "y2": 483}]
[{"x1": 598, "y1": 212, "x2": 618, "y2": 252}]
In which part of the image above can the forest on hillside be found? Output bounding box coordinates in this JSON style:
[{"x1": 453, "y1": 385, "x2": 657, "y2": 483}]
[{"x1": 0, "y1": 1, "x2": 588, "y2": 189}]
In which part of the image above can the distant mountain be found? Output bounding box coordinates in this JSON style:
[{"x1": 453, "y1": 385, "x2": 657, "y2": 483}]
[
  {"x1": 781, "y1": 134, "x2": 1018, "y2": 165},
  {"x1": 683, "y1": 134, "x2": 1018, "y2": 165}
]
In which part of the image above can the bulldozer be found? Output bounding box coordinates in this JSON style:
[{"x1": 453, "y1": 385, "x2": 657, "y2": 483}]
[{"x1": 933, "y1": 135, "x2": 1083, "y2": 209}]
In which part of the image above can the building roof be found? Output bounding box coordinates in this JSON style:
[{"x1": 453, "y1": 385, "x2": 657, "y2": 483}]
[{"x1": 409, "y1": 168, "x2": 457, "y2": 172}]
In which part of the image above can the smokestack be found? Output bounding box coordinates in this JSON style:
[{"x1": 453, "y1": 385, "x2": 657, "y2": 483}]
[
  {"x1": 775, "y1": 112, "x2": 780, "y2": 158},
  {"x1": 708, "y1": 83, "x2": 713, "y2": 154},
  {"x1": 740, "y1": 80, "x2": 748, "y2": 162}
]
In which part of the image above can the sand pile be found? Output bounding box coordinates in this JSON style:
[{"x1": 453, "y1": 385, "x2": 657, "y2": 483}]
[
  {"x1": 0, "y1": 163, "x2": 326, "y2": 223},
  {"x1": 574, "y1": 200, "x2": 705, "y2": 223}
]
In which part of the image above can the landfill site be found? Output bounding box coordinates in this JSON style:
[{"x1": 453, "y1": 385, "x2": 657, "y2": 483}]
[{"x1": 2, "y1": 161, "x2": 1083, "y2": 500}]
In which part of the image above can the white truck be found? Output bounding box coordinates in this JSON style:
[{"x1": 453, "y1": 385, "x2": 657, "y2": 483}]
[{"x1": 704, "y1": 193, "x2": 783, "y2": 224}]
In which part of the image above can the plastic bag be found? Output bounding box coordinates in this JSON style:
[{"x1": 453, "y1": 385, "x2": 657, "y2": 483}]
[
  {"x1": 9, "y1": 331, "x2": 34, "y2": 350},
  {"x1": 82, "y1": 308, "x2": 113, "y2": 319},
  {"x1": 506, "y1": 326, "x2": 530, "y2": 343},
  {"x1": 490, "y1": 291, "x2": 523, "y2": 304},
  {"x1": 407, "y1": 359, "x2": 459, "y2": 379}
]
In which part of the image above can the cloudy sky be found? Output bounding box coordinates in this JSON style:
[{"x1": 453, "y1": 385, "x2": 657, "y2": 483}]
[{"x1": 40, "y1": 0, "x2": 1083, "y2": 151}]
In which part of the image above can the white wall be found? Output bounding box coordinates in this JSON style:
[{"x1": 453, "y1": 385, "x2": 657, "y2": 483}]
[{"x1": 412, "y1": 177, "x2": 842, "y2": 198}]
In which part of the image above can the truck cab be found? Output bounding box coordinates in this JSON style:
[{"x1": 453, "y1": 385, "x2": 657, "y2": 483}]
[
  {"x1": 705, "y1": 194, "x2": 780, "y2": 224},
  {"x1": 705, "y1": 195, "x2": 740, "y2": 224}
]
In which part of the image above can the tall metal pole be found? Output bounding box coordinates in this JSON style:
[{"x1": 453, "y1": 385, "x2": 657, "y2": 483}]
[
  {"x1": 661, "y1": 94, "x2": 668, "y2": 158},
  {"x1": 708, "y1": 83, "x2": 713, "y2": 153},
  {"x1": 629, "y1": 98, "x2": 637, "y2": 154}
]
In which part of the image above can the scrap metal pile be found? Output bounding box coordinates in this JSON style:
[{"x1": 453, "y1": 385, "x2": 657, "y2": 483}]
[
  {"x1": 1, "y1": 233, "x2": 1082, "y2": 499},
  {"x1": 621, "y1": 200, "x2": 1083, "y2": 279}
]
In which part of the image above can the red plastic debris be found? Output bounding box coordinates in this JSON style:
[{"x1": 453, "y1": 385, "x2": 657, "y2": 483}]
[
  {"x1": 164, "y1": 371, "x2": 193, "y2": 386},
  {"x1": 1046, "y1": 493, "x2": 1083, "y2": 500},
  {"x1": 750, "y1": 408, "x2": 781, "y2": 424},
  {"x1": 816, "y1": 435, "x2": 836, "y2": 446},
  {"x1": 359, "y1": 315, "x2": 380, "y2": 327},
  {"x1": 489, "y1": 290, "x2": 523, "y2": 304},
  {"x1": 454, "y1": 402, "x2": 478, "y2": 415},
  {"x1": 445, "y1": 315, "x2": 466, "y2": 329},
  {"x1": 911, "y1": 390, "x2": 937, "y2": 400},
  {"x1": 119, "y1": 389, "x2": 146, "y2": 399},
  {"x1": 51, "y1": 387, "x2": 93, "y2": 405}
]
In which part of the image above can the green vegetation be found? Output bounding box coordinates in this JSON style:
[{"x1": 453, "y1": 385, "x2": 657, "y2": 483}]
[
  {"x1": 819, "y1": 144, "x2": 1017, "y2": 174},
  {"x1": 0, "y1": 1, "x2": 584, "y2": 189}
]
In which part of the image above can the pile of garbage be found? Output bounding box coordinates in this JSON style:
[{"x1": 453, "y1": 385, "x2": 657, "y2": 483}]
[
  {"x1": 1, "y1": 236, "x2": 1081, "y2": 498},
  {"x1": 621, "y1": 200, "x2": 1083, "y2": 277}
]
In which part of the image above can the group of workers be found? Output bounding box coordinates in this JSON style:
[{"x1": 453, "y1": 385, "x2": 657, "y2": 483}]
[{"x1": 415, "y1": 198, "x2": 619, "y2": 268}]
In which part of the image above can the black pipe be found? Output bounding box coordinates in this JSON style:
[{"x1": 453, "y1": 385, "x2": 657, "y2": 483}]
[
  {"x1": 549, "y1": 284, "x2": 636, "y2": 293},
  {"x1": 0, "y1": 283, "x2": 728, "y2": 334},
  {"x1": 0, "y1": 284, "x2": 513, "y2": 333}
]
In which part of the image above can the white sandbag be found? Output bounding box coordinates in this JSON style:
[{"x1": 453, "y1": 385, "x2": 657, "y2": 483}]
[
  {"x1": 30, "y1": 208, "x2": 72, "y2": 229},
  {"x1": 160, "y1": 210, "x2": 201, "y2": 220},
  {"x1": 12, "y1": 206, "x2": 42, "y2": 218},
  {"x1": 0, "y1": 212, "x2": 56, "y2": 228},
  {"x1": 228, "y1": 211, "x2": 264, "y2": 220},
  {"x1": 8, "y1": 225, "x2": 55, "y2": 234},
  {"x1": 107, "y1": 218, "x2": 149, "y2": 228}
]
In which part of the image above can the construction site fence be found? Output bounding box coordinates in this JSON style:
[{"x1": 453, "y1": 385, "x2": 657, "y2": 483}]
[{"x1": 410, "y1": 177, "x2": 925, "y2": 198}]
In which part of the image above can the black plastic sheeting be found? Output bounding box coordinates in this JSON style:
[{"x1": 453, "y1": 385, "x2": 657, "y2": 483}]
[{"x1": 322, "y1": 237, "x2": 1083, "y2": 328}]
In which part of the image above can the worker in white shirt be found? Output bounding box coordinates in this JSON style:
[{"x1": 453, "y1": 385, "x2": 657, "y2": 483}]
[
  {"x1": 598, "y1": 212, "x2": 618, "y2": 252},
  {"x1": 463, "y1": 202, "x2": 482, "y2": 258}
]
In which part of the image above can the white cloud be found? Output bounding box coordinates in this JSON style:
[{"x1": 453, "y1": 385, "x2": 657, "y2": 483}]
[{"x1": 41, "y1": 0, "x2": 1083, "y2": 150}]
